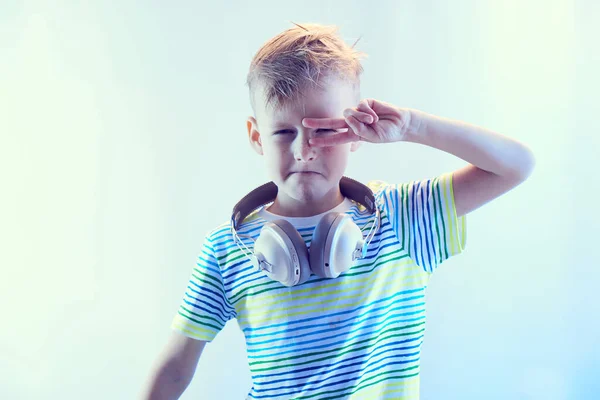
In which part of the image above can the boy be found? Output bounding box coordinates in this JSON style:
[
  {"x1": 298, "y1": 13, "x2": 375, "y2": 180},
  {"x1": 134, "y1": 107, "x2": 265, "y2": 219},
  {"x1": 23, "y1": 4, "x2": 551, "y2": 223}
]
[{"x1": 142, "y1": 22, "x2": 535, "y2": 399}]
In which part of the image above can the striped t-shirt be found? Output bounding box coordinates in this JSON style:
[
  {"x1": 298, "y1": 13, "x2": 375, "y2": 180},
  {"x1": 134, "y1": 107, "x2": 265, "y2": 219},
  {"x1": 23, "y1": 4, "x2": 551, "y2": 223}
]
[{"x1": 171, "y1": 172, "x2": 467, "y2": 399}]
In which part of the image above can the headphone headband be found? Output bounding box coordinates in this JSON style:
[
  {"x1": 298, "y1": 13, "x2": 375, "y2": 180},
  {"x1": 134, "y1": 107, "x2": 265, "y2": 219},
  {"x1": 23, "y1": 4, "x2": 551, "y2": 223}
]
[{"x1": 231, "y1": 176, "x2": 376, "y2": 230}]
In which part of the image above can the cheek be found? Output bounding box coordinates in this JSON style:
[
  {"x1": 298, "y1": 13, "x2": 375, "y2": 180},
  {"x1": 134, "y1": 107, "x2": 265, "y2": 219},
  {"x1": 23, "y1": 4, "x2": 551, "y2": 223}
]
[
  {"x1": 265, "y1": 149, "x2": 287, "y2": 169},
  {"x1": 323, "y1": 146, "x2": 350, "y2": 169},
  {"x1": 321, "y1": 145, "x2": 341, "y2": 156},
  {"x1": 322, "y1": 144, "x2": 350, "y2": 158}
]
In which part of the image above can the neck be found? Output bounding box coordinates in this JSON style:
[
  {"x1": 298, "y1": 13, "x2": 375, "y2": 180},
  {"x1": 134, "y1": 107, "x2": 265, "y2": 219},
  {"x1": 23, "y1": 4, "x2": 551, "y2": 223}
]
[{"x1": 266, "y1": 189, "x2": 345, "y2": 217}]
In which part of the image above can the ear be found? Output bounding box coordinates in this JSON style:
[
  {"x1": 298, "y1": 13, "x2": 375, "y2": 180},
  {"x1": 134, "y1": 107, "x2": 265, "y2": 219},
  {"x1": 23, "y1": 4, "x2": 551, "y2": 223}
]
[
  {"x1": 350, "y1": 140, "x2": 363, "y2": 152},
  {"x1": 247, "y1": 116, "x2": 263, "y2": 155}
]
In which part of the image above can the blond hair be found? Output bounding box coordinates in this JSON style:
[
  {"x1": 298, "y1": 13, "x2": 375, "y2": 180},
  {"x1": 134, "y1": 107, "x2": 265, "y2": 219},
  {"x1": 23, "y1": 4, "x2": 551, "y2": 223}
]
[{"x1": 246, "y1": 22, "x2": 368, "y2": 114}]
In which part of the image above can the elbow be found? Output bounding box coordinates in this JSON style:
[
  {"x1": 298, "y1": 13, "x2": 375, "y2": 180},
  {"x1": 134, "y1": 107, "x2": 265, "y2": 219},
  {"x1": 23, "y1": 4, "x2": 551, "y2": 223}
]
[
  {"x1": 141, "y1": 362, "x2": 193, "y2": 400},
  {"x1": 509, "y1": 144, "x2": 536, "y2": 182},
  {"x1": 519, "y1": 146, "x2": 536, "y2": 180}
]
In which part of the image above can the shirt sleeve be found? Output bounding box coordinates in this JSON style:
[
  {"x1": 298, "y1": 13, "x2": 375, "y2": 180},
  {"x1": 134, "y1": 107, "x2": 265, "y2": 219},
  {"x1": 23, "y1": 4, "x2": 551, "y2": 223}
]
[
  {"x1": 377, "y1": 172, "x2": 467, "y2": 273},
  {"x1": 170, "y1": 232, "x2": 236, "y2": 341}
]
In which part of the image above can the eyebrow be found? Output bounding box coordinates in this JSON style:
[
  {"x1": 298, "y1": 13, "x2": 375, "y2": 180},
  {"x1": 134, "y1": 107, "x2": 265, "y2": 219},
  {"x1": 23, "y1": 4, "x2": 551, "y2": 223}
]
[
  {"x1": 271, "y1": 122, "x2": 294, "y2": 128},
  {"x1": 271, "y1": 123, "x2": 333, "y2": 129}
]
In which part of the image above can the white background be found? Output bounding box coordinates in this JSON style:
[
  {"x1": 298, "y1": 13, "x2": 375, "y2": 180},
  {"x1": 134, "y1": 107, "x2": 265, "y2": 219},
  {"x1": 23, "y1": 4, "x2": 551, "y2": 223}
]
[{"x1": 1, "y1": 0, "x2": 598, "y2": 399}]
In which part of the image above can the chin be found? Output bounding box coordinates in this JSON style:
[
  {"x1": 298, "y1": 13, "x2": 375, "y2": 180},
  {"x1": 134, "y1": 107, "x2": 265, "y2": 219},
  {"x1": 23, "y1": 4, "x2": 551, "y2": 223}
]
[{"x1": 287, "y1": 182, "x2": 328, "y2": 201}]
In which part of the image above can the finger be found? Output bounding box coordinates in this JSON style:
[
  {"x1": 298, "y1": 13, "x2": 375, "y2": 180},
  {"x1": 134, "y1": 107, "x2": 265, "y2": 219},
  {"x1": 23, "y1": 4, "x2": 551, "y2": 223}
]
[
  {"x1": 346, "y1": 114, "x2": 367, "y2": 135},
  {"x1": 343, "y1": 108, "x2": 374, "y2": 124},
  {"x1": 357, "y1": 100, "x2": 378, "y2": 123},
  {"x1": 302, "y1": 117, "x2": 348, "y2": 129},
  {"x1": 308, "y1": 130, "x2": 359, "y2": 147},
  {"x1": 356, "y1": 112, "x2": 374, "y2": 124}
]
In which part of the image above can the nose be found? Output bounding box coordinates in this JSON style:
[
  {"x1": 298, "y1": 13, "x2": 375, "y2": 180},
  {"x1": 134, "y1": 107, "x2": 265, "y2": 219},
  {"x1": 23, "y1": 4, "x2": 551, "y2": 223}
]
[{"x1": 293, "y1": 133, "x2": 317, "y2": 162}]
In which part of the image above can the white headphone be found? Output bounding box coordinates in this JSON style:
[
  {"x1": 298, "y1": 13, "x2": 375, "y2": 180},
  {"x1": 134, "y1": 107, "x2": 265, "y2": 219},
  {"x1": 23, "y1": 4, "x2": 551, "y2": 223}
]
[{"x1": 230, "y1": 176, "x2": 380, "y2": 287}]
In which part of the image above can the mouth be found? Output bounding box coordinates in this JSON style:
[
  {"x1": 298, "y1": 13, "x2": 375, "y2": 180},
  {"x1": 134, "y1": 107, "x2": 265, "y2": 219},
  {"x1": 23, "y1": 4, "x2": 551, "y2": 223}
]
[{"x1": 289, "y1": 171, "x2": 320, "y2": 177}]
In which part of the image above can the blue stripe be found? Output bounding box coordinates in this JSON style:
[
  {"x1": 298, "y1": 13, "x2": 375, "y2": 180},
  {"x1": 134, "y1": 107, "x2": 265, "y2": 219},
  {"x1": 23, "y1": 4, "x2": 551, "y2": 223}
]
[
  {"x1": 181, "y1": 296, "x2": 230, "y2": 326},
  {"x1": 246, "y1": 304, "x2": 425, "y2": 357},
  {"x1": 239, "y1": 261, "x2": 421, "y2": 329},
  {"x1": 243, "y1": 287, "x2": 424, "y2": 334},
  {"x1": 420, "y1": 180, "x2": 433, "y2": 272},
  {"x1": 252, "y1": 345, "x2": 422, "y2": 394},
  {"x1": 410, "y1": 181, "x2": 420, "y2": 266},
  {"x1": 253, "y1": 341, "x2": 422, "y2": 384},
  {"x1": 393, "y1": 185, "x2": 400, "y2": 249},
  {"x1": 183, "y1": 287, "x2": 235, "y2": 319},
  {"x1": 223, "y1": 228, "x2": 397, "y2": 290},
  {"x1": 243, "y1": 281, "x2": 419, "y2": 342}
]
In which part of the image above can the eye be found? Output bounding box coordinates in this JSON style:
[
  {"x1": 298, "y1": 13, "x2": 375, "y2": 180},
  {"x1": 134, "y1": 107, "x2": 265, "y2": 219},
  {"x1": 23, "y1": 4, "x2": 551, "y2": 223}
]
[{"x1": 273, "y1": 129, "x2": 336, "y2": 135}]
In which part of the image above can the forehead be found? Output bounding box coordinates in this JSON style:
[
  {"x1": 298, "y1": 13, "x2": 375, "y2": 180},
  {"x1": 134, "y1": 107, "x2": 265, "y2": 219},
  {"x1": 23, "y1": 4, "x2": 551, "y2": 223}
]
[{"x1": 257, "y1": 77, "x2": 359, "y2": 126}]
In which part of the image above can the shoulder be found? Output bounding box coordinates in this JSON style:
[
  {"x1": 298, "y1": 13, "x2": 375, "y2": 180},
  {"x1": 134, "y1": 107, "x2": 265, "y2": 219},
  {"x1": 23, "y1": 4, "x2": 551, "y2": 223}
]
[
  {"x1": 204, "y1": 208, "x2": 266, "y2": 249},
  {"x1": 365, "y1": 179, "x2": 395, "y2": 206},
  {"x1": 365, "y1": 179, "x2": 390, "y2": 195},
  {"x1": 203, "y1": 222, "x2": 234, "y2": 251}
]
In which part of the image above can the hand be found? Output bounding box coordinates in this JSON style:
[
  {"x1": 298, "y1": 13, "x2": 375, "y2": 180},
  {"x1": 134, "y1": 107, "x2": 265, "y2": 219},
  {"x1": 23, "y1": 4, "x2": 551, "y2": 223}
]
[{"x1": 302, "y1": 98, "x2": 414, "y2": 147}]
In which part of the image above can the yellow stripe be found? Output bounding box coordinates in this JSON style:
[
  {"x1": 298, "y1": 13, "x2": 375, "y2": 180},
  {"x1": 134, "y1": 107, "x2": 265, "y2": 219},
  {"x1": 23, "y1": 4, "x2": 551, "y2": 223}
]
[
  {"x1": 242, "y1": 272, "x2": 427, "y2": 324},
  {"x1": 241, "y1": 259, "x2": 428, "y2": 326},
  {"x1": 441, "y1": 172, "x2": 457, "y2": 255},
  {"x1": 171, "y1": 315, "x2": 217, "y2": 340},
  {"x1": 460, "y1": 211, "x2": 467, "y2": 249},
  {"x1": 349, "y1": 375, "x2": 420, "y2": 400},
  {"x1": 241, "y1": 255, "x2": 423, "y2": 315},
  {"x1": 445, "y1": 171, "x2": 467, "y2": 256},
  {"x1": 237, "y1": 249, "x2": 415, "y2": 308}
]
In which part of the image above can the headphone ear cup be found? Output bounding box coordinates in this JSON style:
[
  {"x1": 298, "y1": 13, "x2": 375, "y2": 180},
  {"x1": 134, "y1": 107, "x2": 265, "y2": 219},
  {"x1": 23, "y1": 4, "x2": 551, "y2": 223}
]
[
  {"x1": 269, "y1": 219, "x2": 312, "y2": 285},
  {"x1": 309, "y1": 213, "x2": 339, "y2": 278}
]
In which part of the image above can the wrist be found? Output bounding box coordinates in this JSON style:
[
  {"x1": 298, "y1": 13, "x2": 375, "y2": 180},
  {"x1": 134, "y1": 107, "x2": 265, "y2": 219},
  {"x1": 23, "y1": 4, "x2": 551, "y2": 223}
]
[{"x1": 403, "y1": 108, "x2": 427, "y2": 140}]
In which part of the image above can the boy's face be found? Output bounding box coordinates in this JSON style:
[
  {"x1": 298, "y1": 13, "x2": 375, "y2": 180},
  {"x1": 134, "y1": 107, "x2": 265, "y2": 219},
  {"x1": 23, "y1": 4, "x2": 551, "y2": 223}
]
[{"x1": 246, "y1": 75, "x2": 362, "y2": 217}]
